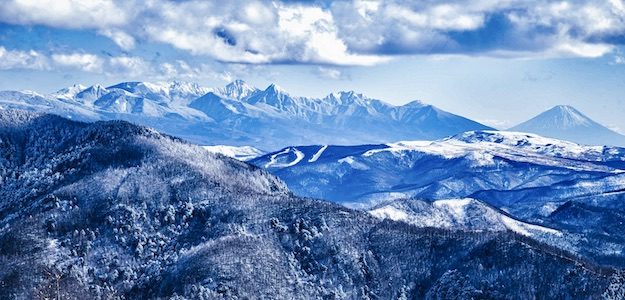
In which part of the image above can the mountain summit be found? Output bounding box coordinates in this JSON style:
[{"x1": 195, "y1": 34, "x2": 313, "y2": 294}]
[
  {"x1": 0, "y1": 80, "x2": 493, "y2": 149},
  {"x1": 510, "y1": 105, "x2": 625, "y2": 146}
]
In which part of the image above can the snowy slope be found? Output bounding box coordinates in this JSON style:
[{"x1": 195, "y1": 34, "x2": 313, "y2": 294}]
[
  {"x1": 369, "y1": 198, "x2": 561, "y2": 237},
  {"x1": 510, "y1": 105, "x2": 625, "y2": 146}
]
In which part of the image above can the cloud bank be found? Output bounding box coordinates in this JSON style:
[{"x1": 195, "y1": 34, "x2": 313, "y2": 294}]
[{"x1": 1, "y1": 0, "x2": 625, "y2": 66}]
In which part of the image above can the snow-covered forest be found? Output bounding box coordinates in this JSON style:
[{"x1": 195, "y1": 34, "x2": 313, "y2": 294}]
[{"x1": 0, "y1": 110, "x2": 619, "y2": 299}]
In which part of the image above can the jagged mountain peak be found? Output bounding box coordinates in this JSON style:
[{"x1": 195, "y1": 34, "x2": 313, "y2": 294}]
[
  {"x1": 264, "y1": 83, "x2": 288, "y2": 95},
  {"x1": 219, "y1": 79, "x2": 258, "y2": 99},
  {"x1": 328, "y1": 90, "x2": 367, "y2": 102},
  {"x1": 51, "y1": 84, "x2": 87, "y2": 100},
  {"x1": 107, "y1": 80, "x2": 209, "y2": 95}
]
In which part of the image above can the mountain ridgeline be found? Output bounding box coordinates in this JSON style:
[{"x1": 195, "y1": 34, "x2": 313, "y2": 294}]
[
  {"x1": 0, "y1": 80, "x2": 492, "y2": 150},
  {"x1": 0, "y1": 110, "x2": 618, "y2": 299}
]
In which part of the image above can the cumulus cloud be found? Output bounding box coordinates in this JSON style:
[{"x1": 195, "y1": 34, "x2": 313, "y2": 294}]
[
  {"x1": 98, "y1": 29, "x2": 136, "y2": 50},
  {"x1": 51, "y1": 53, "x2": 104, "y2": 72},
  {"x1": 0, "y1": 46, "x2": 234, "y2": 82},
  {"x1": 106, "y1": 55, "x2": 152, "y2": 77},
  {"x1": 0, "y1": 0, "x2": 128, "y2": 29},
  {"x1": 0, "y1": 47, "x2": 49, "y2": 70},
  {"x1": 315, "y1": 66, "x2": 350, "y2": 80},
  {"x1": 2, "y1": 0, "x2": 625, "y2": 64},
  {"x1": 135, "y1": 1, "x2": 386, "y2": 65}
]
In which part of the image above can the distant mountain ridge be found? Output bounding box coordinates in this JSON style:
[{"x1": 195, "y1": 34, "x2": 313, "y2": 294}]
[
  {"x1": 510, "y1": 105, "x2": 625, "y2": 147},
  {"x1": 0, "y1": 80, "x2": 493, "y2": 150}
]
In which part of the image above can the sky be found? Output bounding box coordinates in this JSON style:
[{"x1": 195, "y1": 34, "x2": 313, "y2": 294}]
[{"x1": 1, "y1": 0, "x2": 625, "y2": 131}]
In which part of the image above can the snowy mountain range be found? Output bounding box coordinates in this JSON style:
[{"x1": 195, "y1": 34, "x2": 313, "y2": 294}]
[
  {"x1": 510, "y1": 105, "x2": 625, "y2": 147},
  {"x1": 2, "y1": 109, "x2": 614, "y2": 299},
  {"x1": 2, "y1": 81, "x2": 623, "y2": 149},
  {"x1": 0, "y1": 80, "x2": 494, "y2": 150}
]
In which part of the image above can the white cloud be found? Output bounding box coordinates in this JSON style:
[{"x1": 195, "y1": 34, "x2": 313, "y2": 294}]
[
  {"x1": 98, "y1": 29, "x2": 136, "y2": 50},
  {"x1": 2, "y1": 0, "x2": 625, "y2": 65},
  {"x1": 0, "y1": 0, "x2": 128, "y2": 29},
  {"x1": 0, "y1": 47, "x2": 49, "y2": 70},
  {"x1": 315, "y1": 66, "x2": 351, "y2": 80},
  {"x1": 52, "y1": 53, "x2": 103, "y2": 72},
  {"x1": 383, "y1": 3, "x2": 484, "y2": 31},
  {"x1": 0, "y1": 46, "x2": 235, "y2": 81},
  {"x1": 552, "y1": 40, "x2": 613, "y2": 58},
  {"x1": 106, "y1": 56, "x2": 151, "y2": 77},
  {"x1": 276, "y1": 4, "x2": 389, "y2": 65}
]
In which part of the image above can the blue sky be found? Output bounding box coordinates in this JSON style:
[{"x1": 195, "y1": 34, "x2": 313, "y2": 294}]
[{"x1": 1, "y1": 0, "x2": 625, "y2": 130}]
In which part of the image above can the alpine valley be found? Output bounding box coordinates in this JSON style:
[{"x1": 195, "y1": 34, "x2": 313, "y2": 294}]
[{"x1": 3, "y1": 81, "x2": 625, "y2": 299}]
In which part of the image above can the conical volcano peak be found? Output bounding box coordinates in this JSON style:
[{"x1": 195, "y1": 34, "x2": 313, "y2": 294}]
[
  {"x1": 510, "y1": 105, "x2": 625, "y2": 146},
  {"x1": 528, "y1": 105, "x2": 593, "y2": 129}
]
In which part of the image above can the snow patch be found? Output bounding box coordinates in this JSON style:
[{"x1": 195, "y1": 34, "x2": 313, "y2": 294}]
[
  {"x1": 309, "y1": 145, "x2": 328, "y2": 162},
  {"x1": 433, "y1": 198, "x2": 473, "y2": 219},
  {"x1": 203, "y1": 145, "x2": 264, "y2": 161},
  {"x1": 265, "y1": 147, "x2": 305, "y2": 168},
  {"x1": 369, "y1": 206, "x2": 409, "y2": 222}
]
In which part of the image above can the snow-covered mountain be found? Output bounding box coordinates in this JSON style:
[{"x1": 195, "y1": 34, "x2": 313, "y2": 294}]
[
  {"x1": 0, "y1": 80, "x2": 493, "y2": 149},
  {"x1": 510, "y1": 105, "x2": 625, "y2": 146},
  {"x1": 1, "y1": 109, "x2": 611, "y2": 299},
  {"x1": 251, "y1": 130, "x2": 625, "y2": 206},
  {"x1": 252, "y1": 130, "x2": 625, "y2": 266}
]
